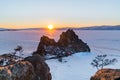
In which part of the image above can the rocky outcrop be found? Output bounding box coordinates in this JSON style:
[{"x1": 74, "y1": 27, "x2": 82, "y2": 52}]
[
  {"x1": 58, "y1": 29, "x2": 83, "y2": 46},
  {"x1": 39, "y1": 35, "x2": 56, "y2": 46},
  {"x1": 57, "y1": 29, "x2": 90, "y2": 52},
  {"x1": 91, "y1": 68, "x2": 120, "y2": 80},
  {"x1": 0, "y1": 54, "x2": 52, "y2": 80},
  {"x1": 35, "y1": 29, "x2": 90, "y2": 56},
  {"x1": 24, "y1": 54, "x2": 52, "y2": 80},
  {"x1": 0, "y1": 61, "x2": 35, "y2": 80},
  {"x1": 36, "y1": 35, "x2": 56, "y2": 56},
  {"x1": 0, "y1": 53, "x2": 23, "y2": 66}
]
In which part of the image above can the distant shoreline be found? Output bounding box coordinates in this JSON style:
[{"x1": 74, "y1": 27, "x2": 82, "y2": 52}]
[{"x1": 0, "y1": 25, "x2": 120, "y2": 31}]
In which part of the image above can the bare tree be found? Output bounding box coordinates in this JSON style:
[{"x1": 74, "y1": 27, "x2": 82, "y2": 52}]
[
  {"x1": 9, "y1": 45, "x2": 24, "y2": 61},
  {"x1": 14, "y1": 45, "x2": 23, "y2": 54},
  {"x1": 91, "y1": 54, "x2": 117, "y2": 70},
  {"x1": 0, "y1": 45, "x2": 24, "y2": 66}
]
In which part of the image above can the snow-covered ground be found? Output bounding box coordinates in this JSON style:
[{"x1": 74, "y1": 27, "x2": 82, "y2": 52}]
[
  {"x1": 47, "y1": 52, "x2": 120, "y2": 80},
  {"x1": 0, "y1": 30, "x2": 120, "y2": 80},
  {"x1": 47, "y1": 52, "x2": 96, "y2": 80}
]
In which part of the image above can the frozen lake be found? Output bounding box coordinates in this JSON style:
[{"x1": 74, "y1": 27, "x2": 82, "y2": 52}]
[
  {"x1": 0, "y1": 30, "x2": 120, "y2": 56},
  {"x1": 0, "y1": 30, "x2": 120, "y2": 80}
]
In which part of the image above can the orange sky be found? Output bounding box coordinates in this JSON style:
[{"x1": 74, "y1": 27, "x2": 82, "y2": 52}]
[
  {"x1": 0, "y1": 21, "x2": 119, "y2": 29},
  {"x1": 0, "y1": 0, "x2": 120, "y2": 29}
]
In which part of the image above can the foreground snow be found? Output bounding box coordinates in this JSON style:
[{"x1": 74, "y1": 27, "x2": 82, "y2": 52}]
[
  {"x1": 46, "y1": 52, "x2": 120, "y2": 80},
  {"x1": 46, "y1": 52, "x2": 96, "y2": 80}
]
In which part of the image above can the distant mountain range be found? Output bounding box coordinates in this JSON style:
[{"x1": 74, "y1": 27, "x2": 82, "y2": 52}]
[
  {"x1": 0, "y1": 28, "x2": 18, "y2": 31},
  {"x1": 0, "y1": 25, "x2": 120, "y2": 31},
  {"x1": 77, "y1": 25, "x2": 120, "y2": 30},
  {"x1": 23, "y1": 25, "x2": 120, "y2": 30},
  {"x1": 0, "y1": 28, "x2": 8, "y2": 31}
]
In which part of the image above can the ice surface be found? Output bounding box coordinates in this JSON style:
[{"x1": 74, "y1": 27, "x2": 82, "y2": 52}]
[
  {"x1": 46, "y1": 52, "x2": 96, "y2": 80},
  {"x1": 0, "y1": 30, "x2": 120, "y2": 79}
]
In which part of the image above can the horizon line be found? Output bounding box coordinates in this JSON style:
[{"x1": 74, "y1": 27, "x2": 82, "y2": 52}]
[{"x1": 0, "y1": 24, "x2": 120, "y2": 29}]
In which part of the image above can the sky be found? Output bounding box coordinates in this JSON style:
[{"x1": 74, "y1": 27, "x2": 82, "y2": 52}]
[{"x1": 0, "y1": 0, "x2": 120, "y2": 29}]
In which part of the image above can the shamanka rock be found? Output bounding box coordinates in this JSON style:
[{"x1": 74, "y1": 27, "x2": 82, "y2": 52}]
[
  {"x1": 35, "y1": 35, "x2": 56, "y2": 56},
  {"x1": 35, "y1": 29, "x2": 90, "y2": 57},
  {"x1": 91, "y1": 68, "x2": 120, "y2": 80},
  {"x1": 57, "y1": 29, "x2": 90, "y2": 52}
]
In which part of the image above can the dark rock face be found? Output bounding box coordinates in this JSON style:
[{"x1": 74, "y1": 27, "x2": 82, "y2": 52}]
[
  {"x1": 58, "y1": 29, "x2": 81, "y2": 46},
  {"x1": 0, "y1": 54, "x2": 52, "y2": 80},
  {"x1": 58, "y1": 29, "x2": 90, "y2": 52},
  {"x1": 24, "y1": 54, "x2": 52, "y2": 80},
  {"x1": 36, "y1": 35, "x2": 56, "y2": 56},
  {"x1": 0, "y1": 61, "x2": 35, "y2": 80},
  {"x1": 91, "y1": 68, "x2": 120, "y2": 80},
  {"x1": 35, "y1": 29, "x2": 90, "y2": 56}
]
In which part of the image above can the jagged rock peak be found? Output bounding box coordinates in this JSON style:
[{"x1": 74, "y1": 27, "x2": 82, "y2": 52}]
[
  {"x1": 40, "y1": 35, "x2": 56, "y2": 46},
  {"x1": 35, "y1": 29, "x2": 90, "y2": 56},
  {"x1": 58, "y1": 29, "x2": 83, "y2": 46}
]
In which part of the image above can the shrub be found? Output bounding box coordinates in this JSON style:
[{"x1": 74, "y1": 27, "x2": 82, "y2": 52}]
[{"x1": 91, "y1": 54, "x2": 117, "y2": 70}]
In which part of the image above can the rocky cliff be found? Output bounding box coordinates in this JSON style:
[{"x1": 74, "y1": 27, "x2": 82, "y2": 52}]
[
  {"x1": 0, "y1": 54, "x2": 52, "y2": 80},
  {"x1": 24, "y1": 54, "x2": 52, "y2": 80},
  {"x1": 0, "y1": 61, "x2": 35, "y2": 80},
  {"x1": 91, "y1": 68, "x2": 120, "y2": 80},
  {"x1": 35, "y1": 29, "x2": 90, "y2": 57}
]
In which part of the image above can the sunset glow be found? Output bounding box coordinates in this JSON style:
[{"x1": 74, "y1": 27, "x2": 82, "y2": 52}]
[
  {"x1": 48, "y1": 25, "x2": 54, "y2": 30},
  {"x1": 0, "y1": 0, "x2": 120, "y2": 29}
]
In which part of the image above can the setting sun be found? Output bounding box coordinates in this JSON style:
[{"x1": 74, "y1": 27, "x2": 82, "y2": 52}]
[{"x1": 48, "y1": 25, "x2": 54, "y2": 30}]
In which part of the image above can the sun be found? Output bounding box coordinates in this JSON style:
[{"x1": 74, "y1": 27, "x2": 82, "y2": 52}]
[{"x1": 48, "y1": 24, "x2": 54, "y2": 30}]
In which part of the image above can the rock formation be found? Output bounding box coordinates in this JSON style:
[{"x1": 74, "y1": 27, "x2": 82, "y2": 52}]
[
  {"x1": 24, "y1": 54, "x2": 52, "y2": 80},
  {"x1": 35, "y1": 35, "x2": 56, "y2": 56},
  {"x1": 57, "y1": 29, "x2": 90, "y2": 52},
  {"x1": 0, "y1": 54, "x2": 52, "y2": 80},
  {"x1": 35, "y1": 29, "x2": 90, "y2": 57},
  {"x1": 58, "y1": 29, "x2": 82, "y2": 46},
  {"x1": 91, "y1": 68, "x2": 120, "y2": 80},
  {"x1": 0, "y1": 61, "x2": 35, "y2": 80}
]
